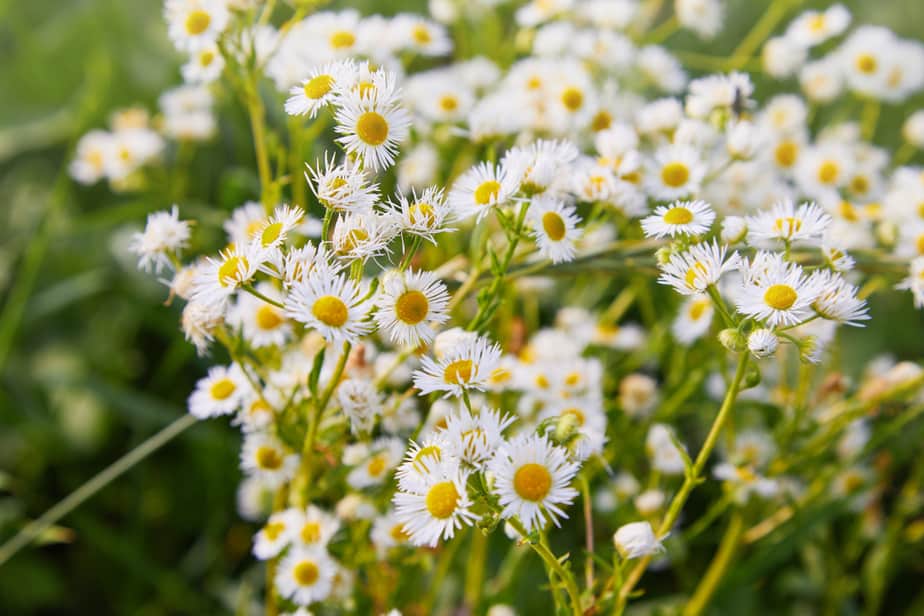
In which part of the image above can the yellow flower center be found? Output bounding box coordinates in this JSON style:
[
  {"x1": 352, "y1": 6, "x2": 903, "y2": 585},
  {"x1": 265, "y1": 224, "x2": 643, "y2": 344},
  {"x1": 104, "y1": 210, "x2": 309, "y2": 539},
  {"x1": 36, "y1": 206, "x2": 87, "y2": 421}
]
[
  {"x1": 773, "y1": 216, "x2": 802, "y2": 237},
  {"x1": 444, "y1": 359, "x2": 473, "y2": 384},
  {"x1": 849, "y1": 175, "x2": 869, "y2": 194},
  {"x1": 438, "y1": 95, "x2": 458, "y2": 112},
  {"x1": 562, "y1": 408, "x2": 585, "y2": 426},
  {"x1": 684, "y1": 261, "x2": 708, "y2": 288},
  {"x1": 255, "y1": 446, "x2": 283, "y2": 470},
  {"x1": 663, "y1": 206, "x2": 693, "y2": 225},
  {"x1": 330, "y1": 30, "x2": 356, "y2": 49},
  {"x1": 764, "y1": 284, "x2": 798, "y2": 310},
  {"x1": 855, "y1": 53, "x2": 877, "y2": 74},
  {"x1": 367, "y1": 455, "x2": 387, "y2": 477},
  {"x1": 210, "y1": 377, "x2": 236, "y2": 400},
  {"x1": 535, "y1": 374, "x2": 550, "y2": 389},
  {"x1": 412, "y1": 24, "x2": 432, "y2": 44},
  {"x1": 541, "y1": 212, "x2": 566, "y2": 241},
  {"x1": 261, "y1": 221, "x2": 283, "y2": 247},
  {"x1": 199, "y1": 50, "x2": 215, "y2": 66},
  {"x1": 591, "y1": 110, "x2": 612, "y2": 132},
  {"x1": 185, "y1": 10, "x2": 211, "y2": 36},
  {"x1": 301, "y1": 522, "x2": 321, "y2": 544},
  {"x1": 264, "y1": 521, "x2": 285, "y2": 541},
  {"x1": 489, "y1": 367, "x2": 512, "y2": 384},
  {"x1": 808, "y1": 14, "x2": 826, "y2": 32},
  {"x1": 390, "y1": 523, "x2": 410, "y2": 541},
  {"x1": 395, "y1": 290, "x2": 429, "y2": 325},
  {"x1": 774, "y1": 141, "x2": 798, "y2": 167},
  {"x1": 312, "y1": 295, "x2": 349, "y2": 327},
  {"x1": 564, "y1": 372, "x2": 580, "y2": 386},
  {"x1": 513, "y1": 463, "x2": 552, "y2": 502},
  {"x1": 817, "y1": 160, "x2": 839, "y2": 184},
  {"x1": 526, "y1": 76, "x2": 543, "y2": 90},
  {"x1": 916, "y1": 234, "x2": 924, "y2": 255},
  {"x1": 661, "y1": 162, "x2": 690, "y2": 188},
  {"x1": 689, "y1": 298, "x2": 711, "y2": 320},
  {"x1": 218, "y1": 256, "x2": 248, "y2": 287},
  {"x1": 839, "y1": 201, "x2": 859, "y2": 221},
  {"x1": 294, "y1": 561, "x2": 320, "y2": 586},
  {"x1": 561, "y1": 87, "x2": 584, "y2": 111},
  {"x1": 425, "y1": 481, "x2": 460, "y2": 519},
  {"x1": 304, "y1": 74, "x2": 334, "y2": 99},
  {"x1": 356, "y1": 112, "x2": 389, "y2": 146},
  {"x1": 474, "y1": 180, "x2": 501, "y2": 205},
  {"x1": 408, "y1": 202, "x2": 436, "y2": 226},
  {"x1": 256, "y1": 305, "x2": 283, "y2": 330}
]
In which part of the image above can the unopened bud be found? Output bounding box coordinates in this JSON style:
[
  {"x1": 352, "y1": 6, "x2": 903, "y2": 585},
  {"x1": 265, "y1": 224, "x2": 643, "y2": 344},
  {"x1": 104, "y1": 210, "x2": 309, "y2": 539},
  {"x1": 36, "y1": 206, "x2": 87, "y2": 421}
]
[{"x1": 718, "y1": 328, "x2": 746, "y2": 352}]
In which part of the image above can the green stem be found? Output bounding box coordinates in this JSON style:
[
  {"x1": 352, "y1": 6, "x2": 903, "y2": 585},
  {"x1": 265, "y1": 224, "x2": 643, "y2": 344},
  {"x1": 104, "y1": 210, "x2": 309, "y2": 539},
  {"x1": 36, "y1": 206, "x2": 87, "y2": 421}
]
[
  {"x1": 861, "y1": 99, "x2": 881, "y2": 142},
  {"x1": 581, "y1": 474, "x2": 595, "y2": 590},
  {"x1": 0, "y1": 414, "x2": 197, "y2": 567},
  {"x1": 894, "y1": 142, "x2": 916, "y2": 166},
  {"x1": 464, "y1": 530, "x2": 488, "y2": 609},
  {"x1": 509, "y1": 518, "x2": 583, "y2": 616},
  {"x1": 243, "y1": 285, "x2": 285, "y2": 309},
  {"x1": 682, "y1": 511, "x2": 744, "y2": 616},
  {"x1": 725, "y1": 0, "x2": 797, "y2": 72},
  {"x1": 246, "y1": 79, "x2": 273, "y2": 211},
  {"x1": 613, "y1": 352, "x2": 750, "y2": 613}
]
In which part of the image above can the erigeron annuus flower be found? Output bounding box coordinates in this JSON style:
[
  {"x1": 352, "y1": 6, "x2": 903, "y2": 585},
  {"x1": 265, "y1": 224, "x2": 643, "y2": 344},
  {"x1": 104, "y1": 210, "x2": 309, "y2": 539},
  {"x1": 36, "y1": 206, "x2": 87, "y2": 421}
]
[
  {"x1": 646, "y1": 145, "x2": 706, "y2": 201},
  {"x1": 181, "y1": 43, "x2": 224, "y2": 84},
  {"x1": 735, "y1": 252, "x2": 825, "y2": 327},
  {"x1": 286, "y1": 61, "x2": 355, "y2": 119},
  {"x1": 714, "y1": 462, "x2": 780, "y2": 501},
  {"x1": 528, "y1": 195, "x2": 581, "y2": 264},
  {"x1": 448, "y1": 161, "x2": 520, "y2": 223},
  {"x1": 253, "y1": 509, "x2": 298, "y2": 561},
  {"x1": 374, "y1": 270, "x2": 450, "y2": 347},
  {"x1": 896, "y1": 256, "x2": 924, "y2": 309},
  {"x1": 392, "y1": 14, "x2": 452, "y2": 56},
  {"x1": 672, "y1": 294, "x2": 714, "y2": 345},
  {"x1": 229, "y1": 283, "x2": 291, "y2": 349},
  {"x1": 811, "y1": 270, "x2": 870, "y2": 326},
  {"x1": 289, "y1": 505, "x2": 341, "y2": 550},
  {"x1": 489, "y1": 433, "x2": 579, "y2": 531},
  {"x1": 331, "y1": 212, "x2": 398, "y2": 262},
  {"x1": 191, "y1": 244, "x2": 261, "y2": 309},
  {"x1": 392, "y1": 461, "x2": 477, "y2": 547},
  {"x1": 746, "y1": 199, "x2": 831, "y2": 246},
  {"x1": 182, "y1": 299, "x2": 223, "y2": 355},
  {"x1": 658, "y1": 240, "x2": 739, "y2": 296},
  {"x1": 396, "y1": 434, "x2": 453, "y2": 492},
  {"x1": 370, "y1": 510, "x2": 412, "y2": 557},
  {"x1": 70, "y1": 130, "x2": 114, "y2": 185},
  {"x1": 502, "y1": 140, "x2": 579, "y2": 198},
  {"x1": 276, "y1": 547, "x2": 336, "y2": 606},
  {"x1": 334, "y1": 80, "x2": 410, "y2": 172},
  {"x1": 618, "y1": 373, "x2": 659, "y2": 418},
  {"x1": 641, "y1": 200, "x2": 715, "y2": 239},
  {"x1": 337, "y1": 378, "x2": 382, "y2": 435},
  {"x1": 345, "y1": 437, "x2": 405, "y2": 489},
  {"x1": 646, "y1": 424, "x2": 687, "y2": 476},
  {"x1": 685, "y1": 71, "x2": 754, "y2": 120},
  {"x1": 129, "y1": 206, "x2": 192, "y2": 273},
  {"x1": 613, "y1": 521, "x2": 664, "y2": 560},
  {"x1": 413, "y1": 335, "x2": 503, "y2": 398},
  {"x1": 281, "y1": 243, "x2": 338, "y2": 287},
  {"x1": 164, "y1": 0, "x2": 229, "y2": 52},
  {"x1": 539, "y1": 397, "x2": 607, "y2": 461},
  {"x1": 188, "y1": 364, "x2": 247, "y2": 419},
  {"x1": 675, "y1": 0, "x2": 724, "y2": 40},
  {"x1": 254, "y1": 205, "x2": 304, "y2": 253},
  {"x1": 307, "y1": 154, "x2": 379, "y2": 214},
  {"x1": 441, "y1": 406, "x2": 514, "y2": 469},
  {"x1": 284, "y1": 270, "x2": 373, "y2": 344},
  {"x1": 387, "y1": 187, "x2": 453, "y2": 241},
  {"x1": 786, "y1": 4, "x2": 851, "y2": 48},
  {"x1": 747, "y1": 328, "x2": 779, "y2": 358},
  {"x1": 240, "y1": 431, "x2": 299, "y2": 488}
]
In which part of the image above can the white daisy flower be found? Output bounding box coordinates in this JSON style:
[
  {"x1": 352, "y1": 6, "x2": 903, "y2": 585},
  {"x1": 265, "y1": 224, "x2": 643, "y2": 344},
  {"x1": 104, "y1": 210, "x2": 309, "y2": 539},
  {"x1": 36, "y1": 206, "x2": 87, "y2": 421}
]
[
  {"x1": 441, "y1": 406, "x2": 514, "y2": 469},
  {"x1": 253, "y1": 205, "x2": 304, "y2": 253},
  {"x1": 290, "y1": 505, "x2": 341, "y2": 550},
  {"x1": 646, "y1": 145, "x2": 706, "y2": 201},
  {"x1": 164, "y1": 0, "x2": 229, "y2": 52},
  {"x1": 502, "y1": 140, "x2": 579, "y2": 198},
  {"x1": 413, "y1": 335, "x2": 503, "y2": 398},
  {"x1": 276, "y1": 547, "x2": 336, "y2": 607},
  {"x1": 345, "y1": 437, "x2": 405, "y2": 489},
  {"x1": 181, "y1": 44, "x2": 224, "y2": 84},
  {"x1": 283, "y1": 270, "x2": 374, "y2": 344},
  {"x1": 714, "y1": 463, "x2": 779, "y2": 501},
  {"x1": 812, "y1": 270, "x2": 870, "y2": 326},
  {"x1": 286, "y1": 60, "x2": 356, "y2": 118},
  {"x1": 280, "y1": 243, "x2": 339, "y2": 287},
  {"x1": 181, "y1": 300, "x2": 223, "y2": 356},
  {"x1": 447, "y1": 162, "x2": 520, "y2": 223},
  {"x1": 896, "y1": 256, "x2": 924, "y2": 309},
  {"x1": 395, "y1": 434, "x2": 454, "y2": 492},
  {"x1": 657, "y1": 240, "x2": 739, "y2": 295},
  {"x1": 223, "y1": 201, "x2": 266, "y2": 246},
  {"x1": 746, "y1": 199, "x2": 831, "y2": 246},
  {"x1": 528, "y1": 195, "x2": 581, "y2": 264},
  {"x1": 330, "y1": 212, "x2": 397, "y2": 263},
  {"x1": 386, "y1": 187, "x2": 454, "y2": 242},
  {"x1": 307, "y1": 153, "x2": 379, "y2": 215},
  {"x1": 735, "y1": 253, "x2": 824, "y2": 327},
  {"x1": 675, "y1": 0, "x2": 723, "y2": 39},
  {"x1": 374, "y1": 270, "x2": 450, "y2": 347},
  {"x1": 646, "y1": 423, "x2": 687, "y2": 476},
  {"x1": 370, "y1": 510, "x2": 412, "y2": 557},
  {"x1": 747, "y1": 328, "x2": 779, "y2": 358},
  {"x1": 302, "y1": 9, "x2": 365, "y2": 60},
  {"x1": 129, "y1": 205, "x2": 192, "y2": 273},
  {"x1": 334, "y1": 83, "x2": 411, "y2": 172},
  {"x1": 240, "y1": 431, "x2": 299, "y2": 488},
  {"x1": 641, "y1": 200, "x2": 715, "y2": 238},
  {"x1": 671, "y1": 294, "x2": 714, "y2": 345},
  {"x1": 188, "y1": 364, "x2": 247, "y2": 419},
  {"x1": 337, "y1": 377, "x2": 382, "y2": 435},
  {"x1": 786, "y1": 4, "x2": 851, "y2": 48},
  {"x1": 253, "y1": 509, "x2": 299, "y2": 560},
  {"x1": 392, "y1": 460, "x2": 477, "y2": 547},
  {"x1": 392, "y1": 14, "x2": 452, "y2": 56},
  {"x1": 228, "y1": 283, "x2": 291, "y2": 349},
  {"x1": 489, "y1": 433, "x2": 579, "y2": 531},
  {"x1": 191, "y1": 244, "x2": 261, "y2": 309},
  {"x1": 70, "y1": 130, "x2": 114, "y2": 185}
]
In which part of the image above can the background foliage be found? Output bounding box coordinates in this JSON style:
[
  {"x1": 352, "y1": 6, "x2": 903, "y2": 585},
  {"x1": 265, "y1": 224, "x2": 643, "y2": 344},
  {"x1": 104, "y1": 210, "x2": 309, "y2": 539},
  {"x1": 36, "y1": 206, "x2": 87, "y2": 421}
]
[{"x1": 1, "y1": 0, "x2": 923, "y2": 614}]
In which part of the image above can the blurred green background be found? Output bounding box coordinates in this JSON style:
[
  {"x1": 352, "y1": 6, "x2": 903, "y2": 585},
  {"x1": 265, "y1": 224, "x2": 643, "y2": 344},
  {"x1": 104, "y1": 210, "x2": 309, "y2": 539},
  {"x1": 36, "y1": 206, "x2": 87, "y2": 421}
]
[{"x1": 1, "y1": 1, "x2": 923, "y2": 614}]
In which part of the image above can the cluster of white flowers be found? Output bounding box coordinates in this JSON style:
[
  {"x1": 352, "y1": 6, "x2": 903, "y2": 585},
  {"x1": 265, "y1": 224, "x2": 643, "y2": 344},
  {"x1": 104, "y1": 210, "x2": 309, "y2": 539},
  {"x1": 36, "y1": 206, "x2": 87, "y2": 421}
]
[{"x1": 71, "y1": 0, "x2": 924, "y2": 612}]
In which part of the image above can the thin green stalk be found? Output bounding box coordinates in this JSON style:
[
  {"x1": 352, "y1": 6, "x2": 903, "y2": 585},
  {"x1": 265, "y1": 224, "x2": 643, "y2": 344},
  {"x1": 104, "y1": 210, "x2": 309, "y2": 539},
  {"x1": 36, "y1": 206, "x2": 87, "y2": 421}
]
[
  {"x1": 581, "y1": 474, "x2": 595, "y2": 590},
  {"x1": 243, "y1": 284, "x2": 285, "y2": 309},
  {"x1": 508, "y1": 517, "x2": 583, "y2": 616},
  {"x1": 725, "y1": 0, "x2": 798, "y2": 71},
  {"x1": 613, "y1": 352, "x2": 750, "y2": 614},
  {"x1": 894, "y1": 142, "x2": 916, "y2": 166},
  {"x1": 644, "y1": 16, "x2": 678, "y2": 44},
  {"x1": 0, "y1": 414, "x2": 197, "y2": 567},
  {"x1": 245, "y1": 80, "x2": 273, "y2": 211},
  {"x1": 682, "y1": 511, "x2": 744, "y2": 616},
  {"x1": 464, "y1": 530, "x2": 488, "y2": 609},
  {"x1": 861, "y1": 99, "x2": 880, "y2": 142}
]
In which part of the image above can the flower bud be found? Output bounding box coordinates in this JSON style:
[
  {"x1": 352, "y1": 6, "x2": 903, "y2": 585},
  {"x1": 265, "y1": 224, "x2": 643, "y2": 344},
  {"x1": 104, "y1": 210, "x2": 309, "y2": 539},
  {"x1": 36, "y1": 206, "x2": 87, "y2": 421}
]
[
  {"x1": 613, "y1": 521, "x2": 664, "y2": 560},
  {"x1": 747, "y1": 328, "x2": 778, "y2": 358},
  {"x1": 718, "y1": 328, "x2": 745, "y2": 352}
]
